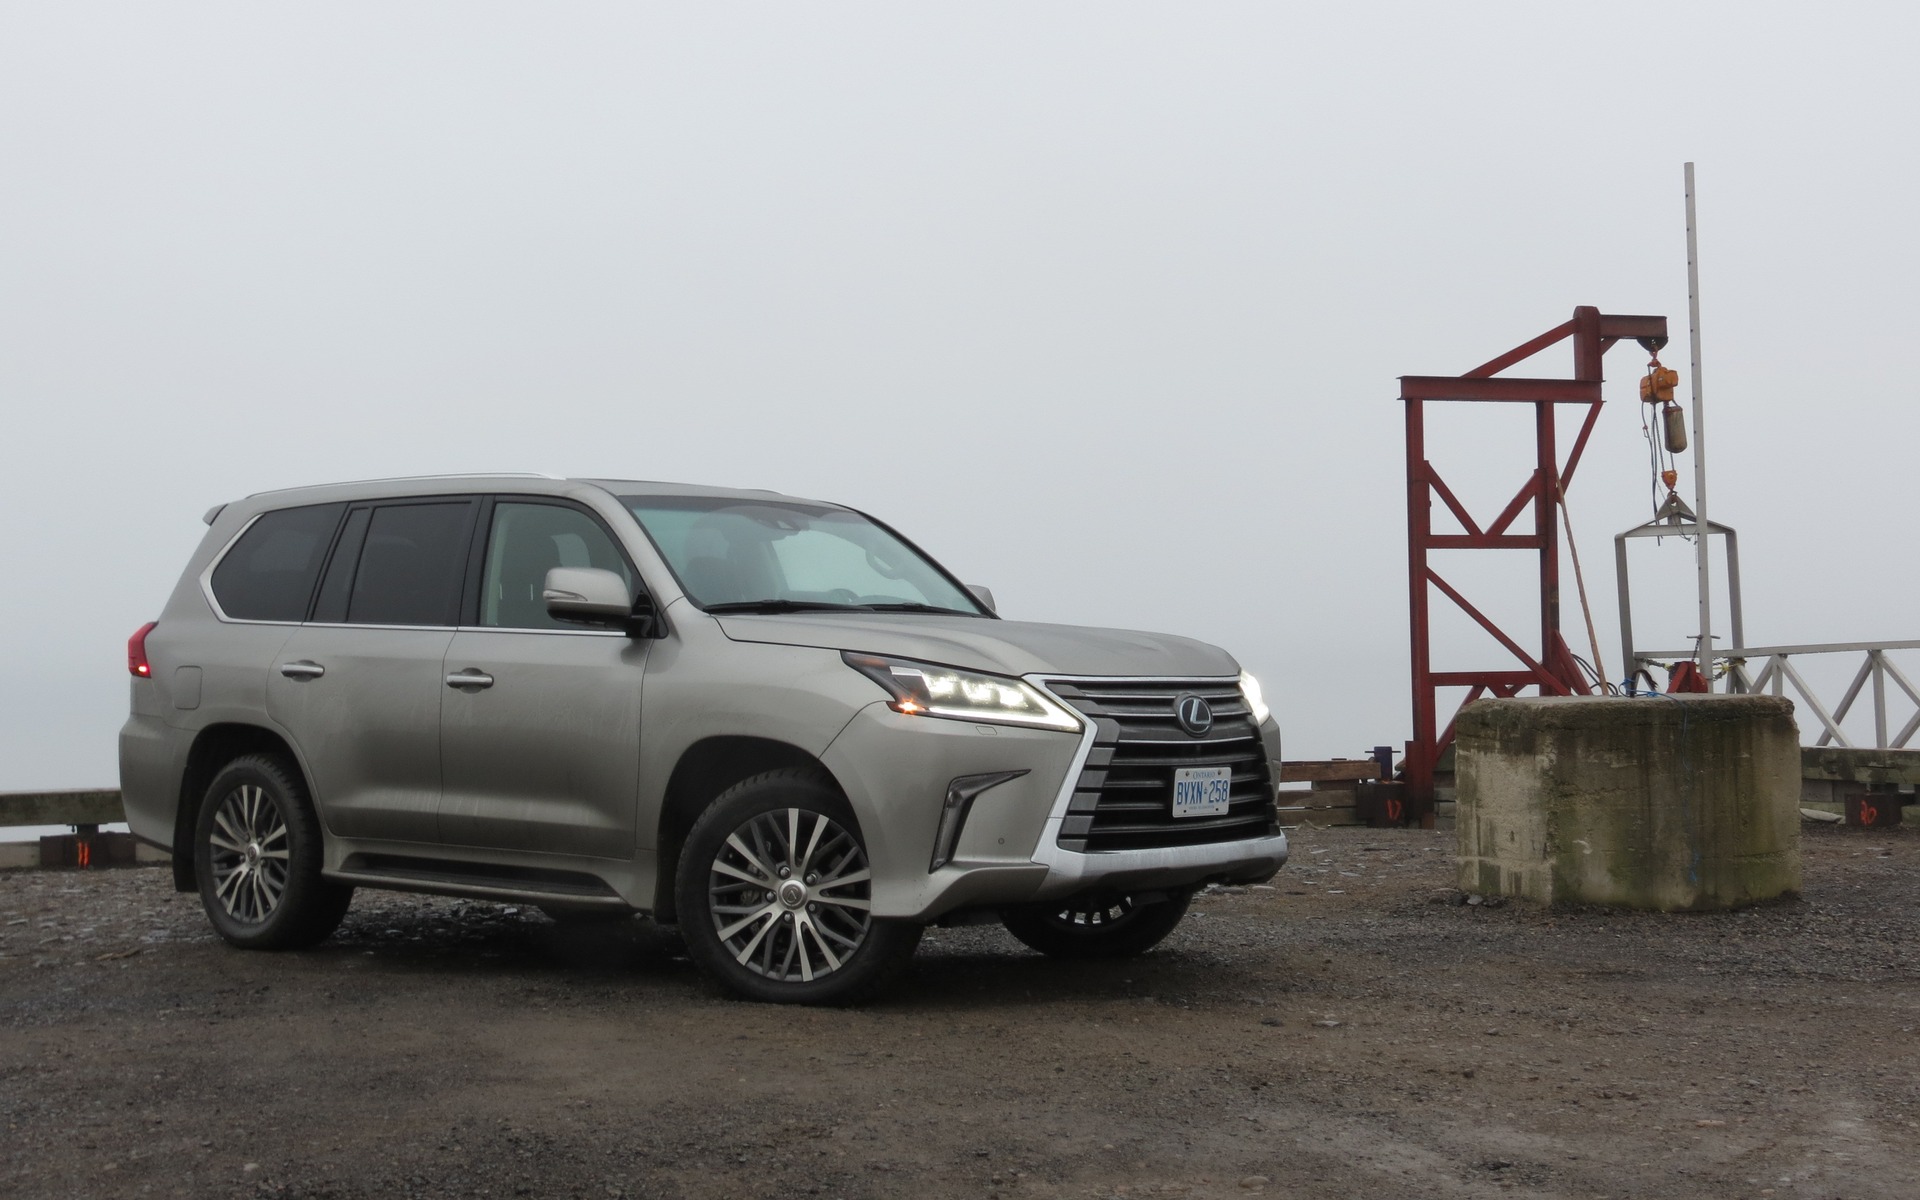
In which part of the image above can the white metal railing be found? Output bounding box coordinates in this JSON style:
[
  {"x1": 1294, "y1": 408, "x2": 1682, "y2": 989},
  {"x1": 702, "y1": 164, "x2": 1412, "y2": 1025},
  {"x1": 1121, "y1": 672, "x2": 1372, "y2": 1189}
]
[{"x1": 1634, "y1": 641, "x2": 1920, "y2": 749}]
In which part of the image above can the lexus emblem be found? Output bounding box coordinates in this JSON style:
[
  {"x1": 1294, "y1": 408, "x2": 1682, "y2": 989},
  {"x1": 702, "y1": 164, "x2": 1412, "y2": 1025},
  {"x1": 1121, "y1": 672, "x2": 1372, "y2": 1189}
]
[{"x1": 1174, "y1": 694, "x2": 1214, "y2": 737}]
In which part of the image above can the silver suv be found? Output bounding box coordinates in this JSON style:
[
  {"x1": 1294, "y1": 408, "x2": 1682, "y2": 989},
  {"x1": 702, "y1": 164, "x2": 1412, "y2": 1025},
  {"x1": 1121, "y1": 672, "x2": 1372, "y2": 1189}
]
[{"x1": 120, "y1": 476, "x2": 1287, "y2": 1003}]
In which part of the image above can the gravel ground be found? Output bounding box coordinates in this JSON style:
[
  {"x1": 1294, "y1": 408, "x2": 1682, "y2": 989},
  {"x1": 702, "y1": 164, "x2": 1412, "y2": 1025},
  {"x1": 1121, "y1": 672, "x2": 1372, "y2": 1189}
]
[{"x1": 2, "y1": 823, "x2": 1916, "y2": 1200}]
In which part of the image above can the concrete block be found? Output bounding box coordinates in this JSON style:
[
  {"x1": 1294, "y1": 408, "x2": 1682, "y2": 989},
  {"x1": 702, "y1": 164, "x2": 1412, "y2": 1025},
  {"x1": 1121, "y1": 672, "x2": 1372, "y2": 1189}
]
[{"x1": 1456, "y1": 695, "x2": 1801, "y2": 910}]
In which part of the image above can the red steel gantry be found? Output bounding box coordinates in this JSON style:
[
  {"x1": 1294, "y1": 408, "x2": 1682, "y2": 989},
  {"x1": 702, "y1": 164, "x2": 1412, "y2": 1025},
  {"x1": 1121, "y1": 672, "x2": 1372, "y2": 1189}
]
[{"x1": 1402, "y1": 306, "x2": 1669, "y2": 821}]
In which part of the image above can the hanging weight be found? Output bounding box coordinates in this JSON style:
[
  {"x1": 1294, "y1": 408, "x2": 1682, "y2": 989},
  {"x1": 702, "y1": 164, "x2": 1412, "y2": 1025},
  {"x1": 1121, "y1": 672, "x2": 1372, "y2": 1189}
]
[{"x1": 1661, "y1": 402, "x2": 1688, "y2": 454}]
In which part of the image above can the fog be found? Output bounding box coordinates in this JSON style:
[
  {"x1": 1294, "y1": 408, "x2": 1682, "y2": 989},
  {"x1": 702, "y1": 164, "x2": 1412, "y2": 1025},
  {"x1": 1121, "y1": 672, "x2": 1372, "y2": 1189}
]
[{"x1": 4, "y1": 3, "x2": 1917, "y2": 790}]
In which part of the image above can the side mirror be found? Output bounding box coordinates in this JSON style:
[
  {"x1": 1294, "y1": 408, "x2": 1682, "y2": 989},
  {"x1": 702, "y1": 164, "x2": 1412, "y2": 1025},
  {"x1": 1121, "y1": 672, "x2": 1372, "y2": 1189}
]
[
  {"x1": 966, "y1": 584, "x2": 997, "y2": 615},
  {"x1": 541, "y1": 566, "x2": 628, "y2": 623},
  {"x1": 544, "y1": 567, "x2": 669, "y2": 639},
  {"x1": 544, "y1": 566, "x2": 631, "y2": 622}
]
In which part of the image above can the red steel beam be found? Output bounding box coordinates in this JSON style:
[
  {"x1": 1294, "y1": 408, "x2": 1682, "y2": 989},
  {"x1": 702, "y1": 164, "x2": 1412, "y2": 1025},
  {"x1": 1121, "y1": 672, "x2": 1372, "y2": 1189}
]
[
  {"x1": 1427, "y1": 535, "x2": 1544, "y2": 550},
  {"x1": 1425, "y1": 471, "x2": 1485, "y2": 538},
  {"x1": 1405, "y1": 385, "x2": 1434, "y2": 815},
  {"x1": 1426, "y1": 570, "x2": 1570, "y2": 692},
  {"x1": 1402, "y1": 306, "x2": 1669, "y2": 826},
  {"x1": 1536, "y1": 381, "x2": 1560, "y2": 689},
  {"x1": 1431, "y1": 671, "x2": 1542, "y2": 688},
  {"x1": 1558, "y1": 401, "x2": 1606, "y2": 493},
  {"x1": 1597, "y1": 313, "x2": 1669, "y2": 342},
  {"x1": 1465, "y1": 319, "x2": 1573, "y2": 379},
  {"x1": 1436, "y1": 684, "x2": 1487, "y2": 753},
  {"x1": 1483, "y1": 473, "x2": 1540, "y2": 537},
  {"x1": 1399, "y1": 376, "x2": 1602, "y2": 404}
]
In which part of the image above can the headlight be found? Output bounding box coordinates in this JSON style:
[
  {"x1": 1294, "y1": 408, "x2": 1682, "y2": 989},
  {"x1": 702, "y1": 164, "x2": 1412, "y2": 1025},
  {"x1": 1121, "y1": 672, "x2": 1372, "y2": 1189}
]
[
  {"x1": 843, "y1": 652, "x2": 1082, "y2": 731},
  {"x1": 1239, "y1": 670, "x2": 1271, "y2": 725}
]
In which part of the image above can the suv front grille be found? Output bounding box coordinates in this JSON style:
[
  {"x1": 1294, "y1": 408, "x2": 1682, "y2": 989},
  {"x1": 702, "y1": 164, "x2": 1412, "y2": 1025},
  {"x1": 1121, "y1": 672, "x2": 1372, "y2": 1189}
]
[{"x1": 1046, "y1": 678, "x2": 1278, "y2": 853}]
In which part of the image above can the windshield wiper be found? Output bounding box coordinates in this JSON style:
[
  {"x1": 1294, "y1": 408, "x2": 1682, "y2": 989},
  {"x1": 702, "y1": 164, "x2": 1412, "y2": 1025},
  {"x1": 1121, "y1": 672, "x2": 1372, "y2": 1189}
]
[
  {"x1": 702, "y1": 599, "x2": 873, "y2": 614},
  {"x1": 862, "y1": 602, "x2": 985, "y2": 616}
]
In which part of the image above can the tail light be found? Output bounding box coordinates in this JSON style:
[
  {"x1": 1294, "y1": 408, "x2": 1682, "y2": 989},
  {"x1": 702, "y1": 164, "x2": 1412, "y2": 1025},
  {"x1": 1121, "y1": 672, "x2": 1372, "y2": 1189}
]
[{"x1": 128, "y1": 621, "x2": 158, "y2": 678}]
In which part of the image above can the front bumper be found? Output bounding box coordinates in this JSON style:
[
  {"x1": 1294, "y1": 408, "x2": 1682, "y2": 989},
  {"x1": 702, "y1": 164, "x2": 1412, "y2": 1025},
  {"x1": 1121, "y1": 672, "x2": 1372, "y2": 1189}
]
[
  {"x1": 1026, "y1": 829, "x2": 1289, "y2": 903},
  {"x1": 820, "y1": 689, "x2": 1289, "y2": 922}
]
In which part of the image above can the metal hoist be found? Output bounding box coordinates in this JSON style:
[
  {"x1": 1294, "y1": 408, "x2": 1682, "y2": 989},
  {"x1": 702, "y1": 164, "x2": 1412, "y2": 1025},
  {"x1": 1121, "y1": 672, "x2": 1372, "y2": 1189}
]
[{"x1": 1639, "y1": 356, "x2": 1687, "y2": 509}]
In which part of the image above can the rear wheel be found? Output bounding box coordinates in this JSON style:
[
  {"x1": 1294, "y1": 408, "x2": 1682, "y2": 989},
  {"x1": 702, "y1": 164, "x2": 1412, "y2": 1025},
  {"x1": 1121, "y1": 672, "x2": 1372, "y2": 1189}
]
[
  {"x1": 1001, "y1": 891, "x2": 1192, "y2": 959},
  {"x1": 675, "y1": 769, "x2": 921, "y2": 1004},
  {"x1": 194, "y1": 754, "x2": 352, "y2": 950}
]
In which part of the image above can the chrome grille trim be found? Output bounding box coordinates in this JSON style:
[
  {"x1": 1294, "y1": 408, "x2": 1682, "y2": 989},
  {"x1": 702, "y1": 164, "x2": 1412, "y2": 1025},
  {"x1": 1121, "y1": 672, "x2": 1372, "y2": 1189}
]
[{"x1": 1039, "y1": 676, "x2": 1278, "y2": 854}]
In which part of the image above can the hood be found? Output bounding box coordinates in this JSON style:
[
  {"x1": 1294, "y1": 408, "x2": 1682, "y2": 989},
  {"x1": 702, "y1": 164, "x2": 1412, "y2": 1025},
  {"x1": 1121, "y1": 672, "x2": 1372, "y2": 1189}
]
[{"x1": 712, "y1": 612, "x2": 1239, "y2": 678}]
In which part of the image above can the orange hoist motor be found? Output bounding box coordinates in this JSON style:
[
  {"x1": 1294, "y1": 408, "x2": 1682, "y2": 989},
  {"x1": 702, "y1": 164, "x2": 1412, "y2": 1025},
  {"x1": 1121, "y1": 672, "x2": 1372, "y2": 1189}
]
[{"x1": 1640, "y1": 362, "x2": 1687, "y2": 454}]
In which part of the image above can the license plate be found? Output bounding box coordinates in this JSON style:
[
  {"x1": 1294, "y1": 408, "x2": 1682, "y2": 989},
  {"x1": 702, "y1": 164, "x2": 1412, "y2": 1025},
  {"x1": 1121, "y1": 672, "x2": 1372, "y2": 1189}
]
[{"x1": 1172, "y1": 766, "x2": 1233, "y2": 818}]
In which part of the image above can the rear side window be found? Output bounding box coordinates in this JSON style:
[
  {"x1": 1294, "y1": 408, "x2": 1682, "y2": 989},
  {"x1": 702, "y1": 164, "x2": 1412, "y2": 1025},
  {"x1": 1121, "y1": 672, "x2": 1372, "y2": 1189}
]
[
  {"x1": 309, "y1": 507, "x2": 371, "y2": 624},
  {"x1": 209, "y1": 503, "x2": 346, "y2": 621},
  {"x1": 345, "y1": 502, "x2": 474, "y2": 626}
]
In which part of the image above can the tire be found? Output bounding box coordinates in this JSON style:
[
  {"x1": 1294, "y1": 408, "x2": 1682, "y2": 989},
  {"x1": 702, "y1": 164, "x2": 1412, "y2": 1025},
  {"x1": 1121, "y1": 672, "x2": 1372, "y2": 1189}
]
[
  {"x1": 675, "y1": 768, "x2": 921, "y2": 1005},
  {"x1": 1001, "y1": 890, "x2": 1192, "y2": 960},
  {"x1": 194, "y1": 753, "x2": 353, "y2": 950}
]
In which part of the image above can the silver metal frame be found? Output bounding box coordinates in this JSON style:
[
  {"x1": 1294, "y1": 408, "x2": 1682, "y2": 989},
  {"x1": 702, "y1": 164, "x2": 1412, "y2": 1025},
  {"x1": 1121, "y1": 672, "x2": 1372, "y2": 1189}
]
[
  {"x1": 1614, "y1": 492, "x2": 1743, "y2": 687},
  {"x1": 1618, "y1": 497, "x2": 1920, "y2": 750},
  {"x1": 1626, "y1": 641, "x2": 1920, "y2": 750}
]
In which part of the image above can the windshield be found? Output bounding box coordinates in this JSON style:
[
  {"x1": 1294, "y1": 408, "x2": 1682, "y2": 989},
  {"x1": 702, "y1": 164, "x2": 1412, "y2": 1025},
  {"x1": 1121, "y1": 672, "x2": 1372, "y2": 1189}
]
[{"x1": 622, "y1": 496, "x2": 988, "y2": 616}]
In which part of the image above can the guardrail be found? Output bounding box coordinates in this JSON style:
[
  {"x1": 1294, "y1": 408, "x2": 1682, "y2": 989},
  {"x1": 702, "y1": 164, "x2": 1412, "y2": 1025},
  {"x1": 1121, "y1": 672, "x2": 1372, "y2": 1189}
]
[
  {"x1": 1635, "y1": 640, "x2": 1920, "y2": 750},
  {"x1": 0, "y1": 788, "x2": 125, "y2": 829},
  {"x1": 0, "y1": 789, "x2": 147, "y2": 869}
]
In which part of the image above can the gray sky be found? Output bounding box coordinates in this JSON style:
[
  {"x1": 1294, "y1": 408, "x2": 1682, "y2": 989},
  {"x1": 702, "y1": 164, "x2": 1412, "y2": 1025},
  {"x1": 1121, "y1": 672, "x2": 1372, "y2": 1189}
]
[{"x1": 4, "y1": 2, "x2": 1917, "y2": 789}]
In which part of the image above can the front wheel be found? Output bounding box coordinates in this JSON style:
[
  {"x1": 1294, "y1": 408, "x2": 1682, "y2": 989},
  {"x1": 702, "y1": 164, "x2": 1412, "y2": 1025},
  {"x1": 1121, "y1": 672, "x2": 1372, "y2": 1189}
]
[
  {"x1": 675, "y1": 769, "x2": 921, "y2": 1004},
  {"x1": 1001, "y1": 891, "x2": 1192, "y2": 959},
  {"x1": 195, "y1": 753, "x2": 353, "y2": 950}
]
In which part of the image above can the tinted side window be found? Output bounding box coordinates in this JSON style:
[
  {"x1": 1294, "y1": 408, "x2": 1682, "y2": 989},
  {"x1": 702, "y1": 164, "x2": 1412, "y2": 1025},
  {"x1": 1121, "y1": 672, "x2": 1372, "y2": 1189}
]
[
  {"x1": 345, "y1": 502, "x2": 473, "y2": 626},
  {"x1": 480, "y1": 502, "x2": 633, "y2": 630},
  {"x1": 209, "y1": 503, "x2": 346, "y2": 621},
  {"x1": 309, "y1": 507, "x2": 371, "y2": 624}
]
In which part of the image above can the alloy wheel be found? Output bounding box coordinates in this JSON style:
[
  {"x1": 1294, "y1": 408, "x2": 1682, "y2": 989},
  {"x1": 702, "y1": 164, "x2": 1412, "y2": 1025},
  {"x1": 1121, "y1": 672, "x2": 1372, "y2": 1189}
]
[
  {"x1": 206, "y1": 783, "x2": 291, "y2": 924},
  {"x1": 706, "y1": 807, "x2": 872, "y2": 983}
]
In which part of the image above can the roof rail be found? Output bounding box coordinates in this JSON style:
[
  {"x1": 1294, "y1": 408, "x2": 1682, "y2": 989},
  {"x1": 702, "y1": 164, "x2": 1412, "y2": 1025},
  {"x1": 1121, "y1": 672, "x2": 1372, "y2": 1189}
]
[{"x1": 241, "y1": 471, "x2": 561, "y2": 500}]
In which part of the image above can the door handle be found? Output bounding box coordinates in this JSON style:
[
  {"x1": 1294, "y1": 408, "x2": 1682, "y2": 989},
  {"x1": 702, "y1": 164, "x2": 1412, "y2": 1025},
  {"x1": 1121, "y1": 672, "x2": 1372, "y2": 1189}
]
[
  {"x1": 279, "y1": 661, "x2": 326, "y2": 680},
  {"x1": 445, "y1": 669, "x2": 495, "y2": 690}
]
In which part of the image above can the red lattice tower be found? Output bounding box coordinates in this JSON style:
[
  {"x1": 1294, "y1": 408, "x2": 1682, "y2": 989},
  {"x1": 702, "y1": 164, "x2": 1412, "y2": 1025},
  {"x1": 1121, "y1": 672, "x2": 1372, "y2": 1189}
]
[{"x1": 1402, "y1": 306, "x2": 1669, "y2": 822}]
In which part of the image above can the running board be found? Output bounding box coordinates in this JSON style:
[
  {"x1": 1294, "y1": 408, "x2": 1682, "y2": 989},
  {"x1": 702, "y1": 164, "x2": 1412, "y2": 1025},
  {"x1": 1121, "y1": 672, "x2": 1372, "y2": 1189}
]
[{"x1": 331, "y1": 853, "x2": 626, "y2": 906}]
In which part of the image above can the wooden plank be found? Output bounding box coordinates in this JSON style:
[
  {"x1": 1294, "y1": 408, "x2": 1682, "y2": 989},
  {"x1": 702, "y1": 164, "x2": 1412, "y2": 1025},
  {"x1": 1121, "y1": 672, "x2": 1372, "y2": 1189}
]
[
  {"x1": 1278, "y1": 806, "x2": 1362, "y2": 827},
  {"x1": 1278, "y1": 759, "x2": 1381, "y2": 783},
  {"x1": 1277, "y1": 787, "x2": 1355, "y2": 809},
  {"x1": 0, "y1": 790, "x2": 125, "y2": 828}
]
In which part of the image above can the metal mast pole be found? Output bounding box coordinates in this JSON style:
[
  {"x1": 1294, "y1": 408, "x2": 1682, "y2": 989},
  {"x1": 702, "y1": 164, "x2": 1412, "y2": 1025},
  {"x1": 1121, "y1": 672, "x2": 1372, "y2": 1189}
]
[{"x1": 1684, "y1": 162, "x2": 1713, "y2": 679}]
